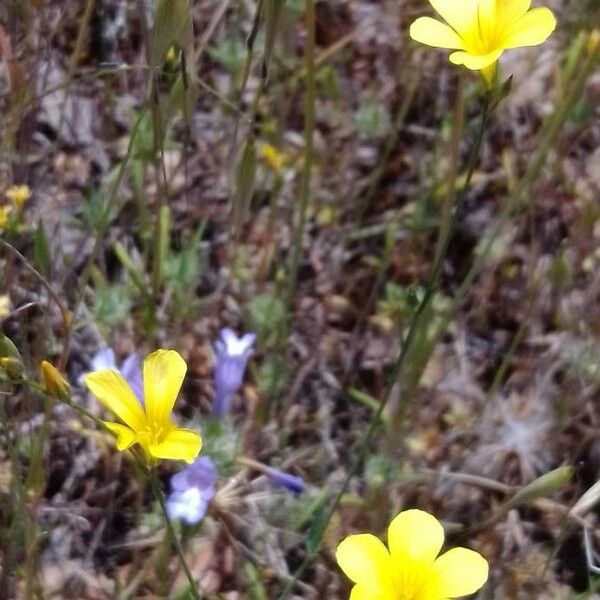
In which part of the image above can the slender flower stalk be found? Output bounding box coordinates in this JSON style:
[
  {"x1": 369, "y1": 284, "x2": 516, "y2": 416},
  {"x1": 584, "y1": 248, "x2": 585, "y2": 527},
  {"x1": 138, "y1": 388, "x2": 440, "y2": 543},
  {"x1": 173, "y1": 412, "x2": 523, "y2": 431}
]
[
  {"x1": 336, "y1": 509, "x2": 489, "y2": 599},
  {"x1": 148, "y1": 469, "x2": 203, "y2": 600},
  {"x1": 287, "y1": 0, "x2": 316, "y2": 306},
  {"x1": 84, "y1": 349, "x2": 202, "y2": 464},
  {"x1": 410, "y1": 0, "x2": 557, "y2": 85},
  {"x1": 277, "y1": 91, "x2": 495, "y2": 600}
]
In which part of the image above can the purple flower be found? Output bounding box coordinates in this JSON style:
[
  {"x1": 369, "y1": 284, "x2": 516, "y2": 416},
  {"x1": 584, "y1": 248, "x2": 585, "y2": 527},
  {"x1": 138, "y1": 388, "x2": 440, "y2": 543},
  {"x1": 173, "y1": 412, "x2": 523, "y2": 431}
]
[
  {"x1": 265, "y1": 467, "x2": 306, "y2": 495},
  {"x1": 213, "y1": 328, "x2": 255, "y2": 417},
  {"x1": 82, "y1": 347, "x2": 143, "y2": 402},
  {"x1": 166, "y1": 457, "x2": 217, "y2": 525}
]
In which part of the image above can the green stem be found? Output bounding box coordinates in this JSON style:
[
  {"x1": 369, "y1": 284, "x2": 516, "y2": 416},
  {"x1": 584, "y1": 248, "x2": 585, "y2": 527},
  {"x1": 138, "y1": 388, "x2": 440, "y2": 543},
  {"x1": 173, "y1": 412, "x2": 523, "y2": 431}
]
[
  {"x1": 148, "y1": 471, "x2": 203, "y2": 600},
  {"x1": 277, "y1": 90, "x2": 493, "y2": 600},
  {"x1": 60, "y1": 112, "x2": 146, "y2": 366},
  {"x1": 286, "y1": 0, "x2": 316, "y2": 307},
  {"x1": 440, "y1": 39, "x2": 599, "y2": 339}
]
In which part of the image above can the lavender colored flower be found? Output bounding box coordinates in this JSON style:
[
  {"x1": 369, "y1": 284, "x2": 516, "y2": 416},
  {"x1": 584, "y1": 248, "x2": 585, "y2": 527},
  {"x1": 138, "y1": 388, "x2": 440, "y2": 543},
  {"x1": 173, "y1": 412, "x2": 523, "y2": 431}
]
[
  {"x1": 166, "y1": 457, "x2": 217, "y2": 525},
  {"x1": 82, "y1": 347, "x2": 143, "y2": 402},
  {"x1": 213, "y1": 328, "x2": 255, "y2": 417},
  {"x1": 265, "y1": 467, "x2": 306, "y2": 495}
]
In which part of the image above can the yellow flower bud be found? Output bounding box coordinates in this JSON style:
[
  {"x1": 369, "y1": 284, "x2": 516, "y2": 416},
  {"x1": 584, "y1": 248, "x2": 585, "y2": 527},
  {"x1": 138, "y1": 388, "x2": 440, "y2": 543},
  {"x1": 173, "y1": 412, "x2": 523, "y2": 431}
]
[
  {"x1": 588, "y1": 29, "x2": 600, "y2": 55},
  {"x1": 0, "y1": 357, "x2": 23, "y2": 379},
  {"x1": 41, "y1": 360, "x2": 70, "y2": 398}
]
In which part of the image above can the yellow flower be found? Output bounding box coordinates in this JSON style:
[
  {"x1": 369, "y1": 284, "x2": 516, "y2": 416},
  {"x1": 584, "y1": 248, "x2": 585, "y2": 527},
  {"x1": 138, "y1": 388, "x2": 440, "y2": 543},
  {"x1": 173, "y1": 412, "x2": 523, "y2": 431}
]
[
  {"x1": 0, "y1": 206, "x2": 12, "y2": 229},
  {"x1": 6, "y1": 184, "x2": 31, "y2": 209},
  {"x1": 336, "y1": 509, "x2": 489, "y2": 600},
  {"x1": 84, "y1": 349, "x2": 202, "y2": 464},
  {"x1": 41, "y1": 360, "x2": 70, "y2": 398},
  {"x1": 260, "y1": 143, "x2": 285, "y2": 175},
  {"x1": 409, "y1": 0, "x2": 556, "y2": 84}
]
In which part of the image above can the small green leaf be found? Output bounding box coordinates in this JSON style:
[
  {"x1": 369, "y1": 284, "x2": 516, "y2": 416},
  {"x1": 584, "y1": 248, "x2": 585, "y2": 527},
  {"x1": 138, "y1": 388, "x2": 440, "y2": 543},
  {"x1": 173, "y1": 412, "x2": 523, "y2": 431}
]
[
  {"x1": 234, "y1": 139, "x2": 257, "y2": 231},
  {"x1": 0, "y1": 334, "x2": 22, "y2": 361},
  {"x1": 154, "y1": 205, "x2": 171, "y2": 289},
  {"x1": 114, "y1": 242, "x2": 147, "y2": 296},
  {"x1": 507, "y1": 466, "x2": 574, "y2": 509},
  {"x1": 305, "y1": 498, "x2": 329, "y2": 554}
]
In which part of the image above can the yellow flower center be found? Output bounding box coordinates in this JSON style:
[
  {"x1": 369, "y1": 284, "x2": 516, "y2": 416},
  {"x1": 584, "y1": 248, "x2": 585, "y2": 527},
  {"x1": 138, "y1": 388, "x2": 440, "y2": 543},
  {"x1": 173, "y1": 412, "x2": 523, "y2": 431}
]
[{"x1": 134, "y1": 420, "x2": 174, "y2": 456}]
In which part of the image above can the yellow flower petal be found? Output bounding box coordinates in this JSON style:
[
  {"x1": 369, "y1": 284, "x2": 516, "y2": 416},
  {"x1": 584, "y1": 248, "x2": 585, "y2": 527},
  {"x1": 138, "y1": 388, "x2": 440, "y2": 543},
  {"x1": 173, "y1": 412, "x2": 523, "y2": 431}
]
[
  {"x1": 336, "y1": 534, "x2": 395, "y2": 595},
  {"x1": 349, "y1": 584, "x2": 388, "y2": 600},
  {"x1": 476, "y1": 0, "x2": 499, "y2": 40},
  {"x1": 448, "y1": 48, "x2": 504, "y2": 70},
  {"x1": 409, "y1": 17, "x2": 464, "y2": 49},
  {"x1": 429, "y1": 0, "x2": 478, "y2": 34},
  {"x1": 104, "y1": 422, "x2": 137, "y2": 451},
  {"x1": 143, "y1": 349, "x2": 187, "y2": 429},
  {"x1": 85, "y1": 369, "x2": 146, "y2": 432},
  {"x1": 149, "y1": 427, "x2": 202, "y2": 463},
  {"x1": 498, "y1": 0, "x2": 532, "y2": 30},
  {"x1": 429, "y1": 547, "x2": 489, "y2": 597},
  {"x1": 388, "y1": 509, "x2": 444, "y2": 569},
  {"x1": 501, "y1": 7, "x2": 556, "y2": 49}
]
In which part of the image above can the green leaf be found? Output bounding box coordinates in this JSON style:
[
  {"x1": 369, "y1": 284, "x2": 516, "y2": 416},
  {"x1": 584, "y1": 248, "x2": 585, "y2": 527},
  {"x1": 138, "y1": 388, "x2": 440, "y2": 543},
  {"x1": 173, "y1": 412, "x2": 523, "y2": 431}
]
[
  {"x1": 153, "y1": 205, "x2": 171, "y2": 289},
  {"x1": 247, "y1": 292, "x2": 286, "y2": 343},
  {"x1": 507, "y1": 466, "x2": 574, "y2": 509},
  {"x1": 150, "y1": 0, "x2": 191, "y2": 71},
  {"x1": 305, "y1": 497, "x2": 329, "y2": 554},
  {"x1": 234, "y1": 139, "x2": 257, "y2": 231},
  {"x1": 0, "y1": 334, "x2": 22, "y2": 361},
  {"x1": 92, "y1": 285, "x2": 133, "y2": 328}
]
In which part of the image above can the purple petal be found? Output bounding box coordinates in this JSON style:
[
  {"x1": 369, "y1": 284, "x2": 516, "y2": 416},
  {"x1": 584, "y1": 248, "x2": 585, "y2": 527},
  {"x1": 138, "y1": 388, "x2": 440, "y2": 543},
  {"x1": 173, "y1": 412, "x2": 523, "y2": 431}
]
[
  {"x1": 170, "y1": 457, "x2": 218, "y2": 497},
  {"x1": 120, "y1": 353, "x2": 144, "y2": 403},
  {"x1": 265, "y1": 467, "x2": 306, "y2": 495},
  {"x1": 213, "y1": 391, "x2": 233, "y2": 418},
  {"x1": 213, "y1": 329, "x2": 255, "y2": 417},
  {"x1": 219, "y1": 328, "x2": 255, "y2": 356},
  {"x1": 91, "y1": 348, "x2": 118, "y2": 371},
  {"x1": 166, "y1": 488, "x2": 209, "y2": 525}
]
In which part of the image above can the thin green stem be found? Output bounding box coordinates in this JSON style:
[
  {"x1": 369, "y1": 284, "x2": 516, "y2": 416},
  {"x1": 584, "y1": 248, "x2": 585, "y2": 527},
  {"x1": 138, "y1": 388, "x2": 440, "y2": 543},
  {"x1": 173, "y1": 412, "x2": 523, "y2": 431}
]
[
  {"x1": 60, "y1": 112, "x2": 146, "y2": 366},
  {"x1": 440, "y1": 40, "x2": 599, "y2": 339},
  {"x1": 276, "y1": 90, "x2": 493, "y2": 600},
  {"x1": 286, "y1": 0, "x2": 316, "y2": 308},
  {"x1": 148, "y1": 471, "x2": 203, "y2": 600}
]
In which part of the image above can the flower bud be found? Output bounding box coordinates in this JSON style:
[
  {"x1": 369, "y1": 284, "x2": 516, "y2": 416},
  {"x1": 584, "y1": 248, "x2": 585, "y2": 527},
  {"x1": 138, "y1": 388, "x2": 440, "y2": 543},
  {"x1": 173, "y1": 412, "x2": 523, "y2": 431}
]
[
  {"x1": 41, "y1": 360, "x2": 70, "y2": 398},
  {"x1": 0, "y1": 357, "x2": 23, "y2": 379}
]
